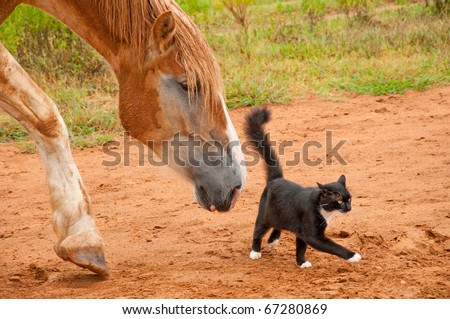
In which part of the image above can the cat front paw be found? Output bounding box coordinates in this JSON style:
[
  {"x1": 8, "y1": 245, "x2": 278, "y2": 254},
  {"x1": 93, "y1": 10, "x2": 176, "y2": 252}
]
[
  {"x1": 347, "y1": 252, "x2": 362, "y2": 263},
  {"x1": 299, "y1": 261, "x2": 312, "y2": 268},
  {"x1": 249, "y1": 250, "x2": 262, "y2": 260}
]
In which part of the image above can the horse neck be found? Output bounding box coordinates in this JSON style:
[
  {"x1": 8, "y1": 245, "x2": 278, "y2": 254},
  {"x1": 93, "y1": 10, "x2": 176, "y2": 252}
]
[
  {"x1": 21, "y1": 0, "x2": 165, "y2": 142},
  {"x1": 23, "y1": 0, "x2": 140, "y2": 74}
]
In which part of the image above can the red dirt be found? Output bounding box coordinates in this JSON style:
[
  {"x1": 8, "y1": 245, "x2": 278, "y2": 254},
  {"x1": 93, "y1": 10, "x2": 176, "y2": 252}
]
[{"x1": 1, "y1": 87, "x2": 449, "y2": 298}]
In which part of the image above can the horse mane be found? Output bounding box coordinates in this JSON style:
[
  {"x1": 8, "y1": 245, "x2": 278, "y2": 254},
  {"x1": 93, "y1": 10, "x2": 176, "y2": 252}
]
[{"x1": 96, "y1": 0, "x2": 223, "y2": 115}]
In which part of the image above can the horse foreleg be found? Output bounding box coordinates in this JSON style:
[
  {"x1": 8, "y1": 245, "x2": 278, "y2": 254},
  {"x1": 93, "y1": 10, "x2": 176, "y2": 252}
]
[{"x1": 0, "y1": 42, "x2": 108, "y2": 276}]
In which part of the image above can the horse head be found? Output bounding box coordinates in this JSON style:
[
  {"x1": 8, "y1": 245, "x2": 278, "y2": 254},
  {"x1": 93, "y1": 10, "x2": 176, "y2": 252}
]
[{"x1": 118, "y1": 11, "x2": 246, "y2": 212}]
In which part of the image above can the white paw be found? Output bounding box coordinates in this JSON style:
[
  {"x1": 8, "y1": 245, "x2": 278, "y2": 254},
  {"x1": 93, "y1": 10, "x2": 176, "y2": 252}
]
[
  {"x1": 300, "y1": 261, "x2": 312, "y2": 268},
  {"x1": 267, "y1": 239, "x2": 280, "y2": 247},
  {"x1": 249, "y1": 250, "x2": 262, "y2": 260},
  {"x1": 347, "y1": 253, "x2": 362, "y2": 263}
]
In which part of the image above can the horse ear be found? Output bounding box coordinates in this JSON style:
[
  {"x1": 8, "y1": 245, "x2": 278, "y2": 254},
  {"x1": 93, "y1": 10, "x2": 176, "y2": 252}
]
[{"x1": 151, "y1": 11, "x2": 176, "y2": 53}]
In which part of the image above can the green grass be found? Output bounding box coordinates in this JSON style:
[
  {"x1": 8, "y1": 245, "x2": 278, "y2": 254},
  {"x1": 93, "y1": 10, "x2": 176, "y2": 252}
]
[
  {"x1": 0, "y1": 1, "x2": 449, "y2": 147},
  {"x1": 0, "y1": 5, "x2": 121, "y2": 148},
  {"x1": 208, "y1": 1, "x2": 449, "y2": 102}
]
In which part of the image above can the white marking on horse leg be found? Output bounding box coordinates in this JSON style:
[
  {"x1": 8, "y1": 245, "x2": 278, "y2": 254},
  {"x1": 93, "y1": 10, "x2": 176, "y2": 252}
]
[
  {"x1": 250, "y1": 250, "x2": 262, "y2": 260},
  {"x1": 300, "y1": 261, "x2": 312, "y2": 268},
  {"x1": 0, "y1": 43, "x2": 107, "y2": 275},
  {"x1": 220, "y1": 95, "x2": 247, "y2": 190},
  {"x1": 347, "y1": 253, "x2": 362, "y2": 263}
]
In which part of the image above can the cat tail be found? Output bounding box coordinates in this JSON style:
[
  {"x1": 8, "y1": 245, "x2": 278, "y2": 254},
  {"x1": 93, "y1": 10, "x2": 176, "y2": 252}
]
[{"x1": 245, "y1": 106, "x2": 283, "y2": 183}]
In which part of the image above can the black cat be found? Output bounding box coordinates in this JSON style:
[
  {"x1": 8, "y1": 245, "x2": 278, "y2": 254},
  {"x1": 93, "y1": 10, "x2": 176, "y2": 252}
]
[{"x1": 245, "y1": 106, "x2": 361, "y2": 268}]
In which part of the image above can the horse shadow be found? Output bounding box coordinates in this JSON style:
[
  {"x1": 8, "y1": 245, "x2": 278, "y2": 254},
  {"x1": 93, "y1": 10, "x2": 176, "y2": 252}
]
[{"x1": 52, "y1": 272, "x2": 108, "y2": 289}]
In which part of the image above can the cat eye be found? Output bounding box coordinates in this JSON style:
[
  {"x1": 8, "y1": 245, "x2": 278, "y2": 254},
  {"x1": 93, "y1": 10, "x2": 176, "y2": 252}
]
[{"x1": 337, "y1": 199, "x2": 343, "y2": 205}]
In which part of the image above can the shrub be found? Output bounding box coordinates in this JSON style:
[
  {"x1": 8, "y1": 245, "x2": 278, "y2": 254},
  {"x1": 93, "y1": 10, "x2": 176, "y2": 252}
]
[
  {"x1": 219, "y1": 0, "x2": 254, "y2": 34},
  {"x1": 337, "y1": 0, "x2": 380, "y2": 22},
  {"x1": 433, "y1": 0, "x2": 450, "y2": 15},
  {"x1": 300, "y1": 0, "x2": 327, "y2": 28}
]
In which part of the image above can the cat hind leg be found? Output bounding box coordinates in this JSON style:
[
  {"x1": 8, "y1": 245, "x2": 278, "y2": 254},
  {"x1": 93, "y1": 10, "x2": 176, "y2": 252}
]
[
  {"x1": 250, "y1": 188, "x2": 269, "y2": 260},
  {"x1": 267, "y1": 229, "x2": 281, "y2": 247}
]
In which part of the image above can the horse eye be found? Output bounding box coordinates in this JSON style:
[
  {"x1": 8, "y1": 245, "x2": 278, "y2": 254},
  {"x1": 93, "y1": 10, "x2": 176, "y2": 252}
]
[{"x1": 179, "y1": 81, "x2": 189, "y2": 92}]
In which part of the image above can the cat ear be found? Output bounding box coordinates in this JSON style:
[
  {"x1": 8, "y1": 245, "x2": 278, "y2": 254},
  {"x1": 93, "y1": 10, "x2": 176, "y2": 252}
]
[
  {"x1": 337, "y1": 175, "x2": 346, "y2": 187},
  {"x1": 317, "y1": 183, "x2": 333, "y2": 196},
  {"x1": 322, "y1": 189, "x2": 334, "y2": 196}
]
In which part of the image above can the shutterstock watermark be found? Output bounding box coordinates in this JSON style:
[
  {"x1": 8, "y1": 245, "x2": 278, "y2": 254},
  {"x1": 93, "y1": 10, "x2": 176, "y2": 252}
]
[{"x1": 101, "y1": 131, "x2": 347, "y2": 167}]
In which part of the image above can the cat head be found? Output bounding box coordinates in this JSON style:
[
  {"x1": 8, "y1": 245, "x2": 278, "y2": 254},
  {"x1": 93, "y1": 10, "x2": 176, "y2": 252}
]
[{"x1": 317, "y1": 175, "x2": 352, "y2": 213}]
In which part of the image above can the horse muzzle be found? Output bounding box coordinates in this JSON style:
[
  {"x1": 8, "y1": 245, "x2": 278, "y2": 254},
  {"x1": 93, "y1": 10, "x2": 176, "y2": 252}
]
[{"x1": 195, "y1": 184, "x2": 241, "y2": 212}]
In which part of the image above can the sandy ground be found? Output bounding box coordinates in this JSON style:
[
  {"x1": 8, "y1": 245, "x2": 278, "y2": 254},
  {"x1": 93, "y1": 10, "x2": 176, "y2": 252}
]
[{"x1": 0, "y1": 87, "x2": 449, "y2": 298}]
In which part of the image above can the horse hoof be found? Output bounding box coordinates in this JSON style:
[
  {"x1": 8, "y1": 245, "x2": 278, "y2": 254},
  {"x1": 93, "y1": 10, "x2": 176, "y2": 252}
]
[
  {"x1": 70, "y1": 249, "x2": 109, "y2": 277},
  {"x1": 56, "y1": 234, "x2": 109, "y2": 277}
]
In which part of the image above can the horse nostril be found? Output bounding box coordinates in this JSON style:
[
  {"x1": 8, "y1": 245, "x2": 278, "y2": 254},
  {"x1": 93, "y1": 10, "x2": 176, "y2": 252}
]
[
  {"x1": 228, "y1": 185, "x2": 241, "y2": 202},
  {"x1": 229, "y1": 185, "x2": 241, "y2": 210}
]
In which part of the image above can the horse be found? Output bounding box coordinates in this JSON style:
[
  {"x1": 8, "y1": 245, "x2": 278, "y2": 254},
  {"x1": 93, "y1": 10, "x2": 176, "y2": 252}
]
[{"x1": 0, "y1": 0, "x2": 247, "y2": 277}]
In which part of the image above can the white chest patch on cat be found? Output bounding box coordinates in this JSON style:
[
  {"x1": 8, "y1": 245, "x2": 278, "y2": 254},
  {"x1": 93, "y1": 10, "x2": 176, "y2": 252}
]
[{"x1": 319, "y1": 208, "x2": 338, "y2": 225}]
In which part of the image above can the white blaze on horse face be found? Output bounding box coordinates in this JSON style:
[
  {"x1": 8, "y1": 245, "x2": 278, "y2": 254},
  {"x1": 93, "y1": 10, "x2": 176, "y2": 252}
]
[{"x1": 220, "y1": 94, "x2": 247, "y2": 191}]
